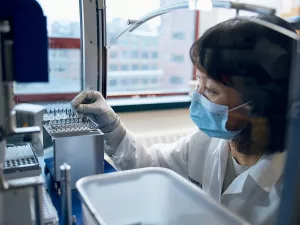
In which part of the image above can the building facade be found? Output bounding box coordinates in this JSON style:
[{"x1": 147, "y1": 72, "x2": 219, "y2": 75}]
[{"x1": 47, "y1": 0, "x2": 196, "y2": 94}]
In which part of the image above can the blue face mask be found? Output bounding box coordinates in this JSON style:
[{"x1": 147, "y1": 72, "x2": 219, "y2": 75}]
[{"x1": 190, "y1": 91, "x2": 244, "y2": 140}]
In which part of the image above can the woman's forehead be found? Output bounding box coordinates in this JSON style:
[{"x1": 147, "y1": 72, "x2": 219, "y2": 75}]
[
  {"x1": 196, "y1": 71, "x2": 211, "y2": 82},
  {"x1": 197, "y1": 70, "x2": 218, "y2": 85}
]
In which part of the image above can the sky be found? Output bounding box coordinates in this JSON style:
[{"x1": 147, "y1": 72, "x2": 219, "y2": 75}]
[
  {"x1": 37, "y1": 0, "x2": 283, "y2": 23},
  {"x1": 37, "y1": 0, "x2": 283, "y2": 35},
  {"x1": 37, "y1": 0, "x2": 161, "y2": 32},
  {"x1": 38, "y1": 0, "x2": 160, "y2": 23}
]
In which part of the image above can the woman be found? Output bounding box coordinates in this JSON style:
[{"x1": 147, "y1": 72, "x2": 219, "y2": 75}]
[{"x1": 72, "y1": 15, "x2": 296, "y2": 224}]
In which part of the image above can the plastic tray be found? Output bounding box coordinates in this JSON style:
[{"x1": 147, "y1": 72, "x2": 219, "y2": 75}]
[
  {"x1": 76, "y1": 168, "x2": 249, "y2": 225},
  {"x1": 4, "y1": 144, "x2": 41, "y2": 179},
  {"x1": 30, "y1": 187, "x2": 59, "y2": 225}
]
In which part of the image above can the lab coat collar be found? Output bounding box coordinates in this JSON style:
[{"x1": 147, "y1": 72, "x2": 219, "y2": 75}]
[
  {"x1": 220, "y1": 140, "x2": 286, "y2": 194},
  {"x1": 248, "y1": 151, "x2": 286, "y2": 192}
]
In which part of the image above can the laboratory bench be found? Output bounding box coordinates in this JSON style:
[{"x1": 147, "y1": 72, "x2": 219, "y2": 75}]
[{"x1": 42, "y1": 156, "x2": 118, "y2": 225}]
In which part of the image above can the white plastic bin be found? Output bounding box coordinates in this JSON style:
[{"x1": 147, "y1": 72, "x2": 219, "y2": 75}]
[{"x1": 76, "y1": 168, "x2": 249, "y2": 225}]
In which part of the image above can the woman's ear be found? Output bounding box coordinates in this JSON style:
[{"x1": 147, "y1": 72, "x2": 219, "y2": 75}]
[{"x1": 250, "y1": 117, "x2": 270, "y2": 152}]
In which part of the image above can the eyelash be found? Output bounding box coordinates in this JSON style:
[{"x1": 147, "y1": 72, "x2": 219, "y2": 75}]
[
  {"x1": 196, "y1": 77, "x2": 218, "y2": 95},
  {"x1": 205, "y1": 88, "x2": 218, "y2": 95}
]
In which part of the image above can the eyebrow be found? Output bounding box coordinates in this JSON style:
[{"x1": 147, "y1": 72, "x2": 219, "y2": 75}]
[{"x1": 196, "y1": 74, "x2": 212, "y2": 80}]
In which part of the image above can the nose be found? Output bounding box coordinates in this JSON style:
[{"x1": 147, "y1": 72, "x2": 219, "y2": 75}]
[{"x1": 196, "y1": 80, "x2": 206, "y2": 94}]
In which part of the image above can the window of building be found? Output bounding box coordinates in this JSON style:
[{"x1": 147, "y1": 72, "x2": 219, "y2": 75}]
[
  {"x1": 142, "y1": 78, "x2": 149, "y2": 84},
  {"x1": 132, "y1": 79, "x2": 139, "y2": 85},
  {"x1": 109, "y1": 79, "x2": 117, "y2": 86},
  {"x1": 120, "y1": 64, "x2": 129, "y2": 71},
  {"x1": 122, "y1": 51, "x2": 130, "y2": 58},
  {"x1": 150, "y1": 64, "x2": 158, "y2": 70},
  {"x1": 109, "y1": 64, "x2": 118, "y2": 71},
  {"x1": 142, "y1": 52, "x2": 149, "y2": 59},
  {"x1": 170, "y1": 76, "x2": 183, "y2": 84},
  {"x1": 141, "y1": 64, "x2": 149, "y2": 70},
  {"x1": 151, "y1": 52, "x2": 159, "y2": 58},
  {"x1": 49, "y1": 50, "x2": 57, "y2": 58},
  {"x1": 132, "y1": 64, "x2": 139, "y2": 70},
  {"x1": 131, "y1": 51, "x2": 139, "y2": 58},
  {"x1": 171, "y1": 54, "x2": 185, "y2": 62},
  {"x1": 151, "y1": 78, "x2": 158, "y2": 84},
  {"x1": 58, "y1": 66, "x2": 66, "y2": 72},
  {"x1": 172, "y1": 32, "x2": 185, "y2": 40},
  {"x1": 60, "y1": 50, "x2": 68, "y2": 58},
  {"x1": 110, "y1": 51, "x2": 118, "y2": 58},
  {"x1": 121, "y1": 79, "x2": 130, "y2": 85}
]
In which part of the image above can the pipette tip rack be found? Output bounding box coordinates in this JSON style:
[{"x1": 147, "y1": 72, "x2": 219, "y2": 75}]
[{"x1": 42, "y1": 103, "x2": 98, "y2": 133}]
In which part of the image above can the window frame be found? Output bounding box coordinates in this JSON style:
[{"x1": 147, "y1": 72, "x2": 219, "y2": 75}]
[{"x1": 15, "y1": 4, "x2": 200, "y2": 111}]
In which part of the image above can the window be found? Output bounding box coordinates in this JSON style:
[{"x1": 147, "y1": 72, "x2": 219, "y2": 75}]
[
  {"x1": 120, "y1": 64, "x2": 129, "y2": 71},
  {"x1": 171, "y1": 54, "x2": 185, "y2": 62},
  {"x1": 132, "y1": 64, "x2": 139, "y2": 70},
  {"x1": 60, "y1": 50, "x2": 68, "y2": 58},
  {"x1": 141, "y1": 65, "x2": 149, "y2": 70},
  {"x1": 107, "y1": 0, "x2": 198, "y2": 95},
  {"x1": 151, "y1": 78, "x2": 158, "y2": 84},
  {"x1": 142, "y1": 52, "x2": 149, "y2": 59},
  {"x1": 110, "y1": 51, "x2": 118, "y2": 58},
  {"x1": 14, "y1": 0, "x2": 82, "y2": 97},
  {"x1": 132, "y1": 79, "x2": 139, "y2": 85},
  {"x1": 58, "y1": 66, "x2": 66, "y2": 72},
  {"x1": 109, "y1": 64, "x2": 118, "y2": 71},
  {"x1": 151, "y1": 52, "x2": 159, "y2": 58},
  {"x1": 50, "y1": 50, "x2": 57, "y2": 58},
  {"x1": 150, "y1": 64, "x2": 158, "y2": 70},
  {"x1": 109, "y1": 79, "x2": 117, "y2": 86},
  {"x1": 142, "y1": 78, "x2": 149, "y2": 84},
  {"x1": 131, "y1": 51, "x2": 139, "y2": 58},
  {"x1": 122, "y1": 51, "x2": 130, "y2": 58},
  {"x1": 121, "y1": 79, "x2": 130, "y2": 85},
  {"x1": 172, "y1": 32, "x2": 185, "y2": 40},
  {"x1": 16, "y1": 0, "x2": 198, "y2": 101},
  {"x1": 170, "y1": 76, "x2": 183, "y2": 84}
]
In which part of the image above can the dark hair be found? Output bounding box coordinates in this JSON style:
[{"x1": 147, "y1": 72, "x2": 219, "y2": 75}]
[{"x1": 190, "y1": 15, "x2": 297, "y2": 155}]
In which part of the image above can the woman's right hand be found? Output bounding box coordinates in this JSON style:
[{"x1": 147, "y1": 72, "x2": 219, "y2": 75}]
[{"x1": 71, "y1": 91, "x2": 119, "y2": 133}]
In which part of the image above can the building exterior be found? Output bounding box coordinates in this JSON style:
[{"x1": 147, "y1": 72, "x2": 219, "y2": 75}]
[
  {"x1": 159, "y1": 0, "x2": 196, "y2": 91},
  {"x1": 45, "y1": 0, "x2": 196, "y2": 94}
]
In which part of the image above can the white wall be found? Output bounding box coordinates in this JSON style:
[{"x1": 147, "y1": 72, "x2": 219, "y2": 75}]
[{"x1": 118, "y1": 108, "x2": 195, "y2": 134}]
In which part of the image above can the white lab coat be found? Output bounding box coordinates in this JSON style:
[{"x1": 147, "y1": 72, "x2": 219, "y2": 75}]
[{"x1": 107, "y1": 128, "x2": 285, "y2": 225}]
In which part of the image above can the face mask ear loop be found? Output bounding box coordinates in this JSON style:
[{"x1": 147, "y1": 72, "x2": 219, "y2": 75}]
[{"x1": 229, "y1": 101, "x2": 252, "y2": 112}]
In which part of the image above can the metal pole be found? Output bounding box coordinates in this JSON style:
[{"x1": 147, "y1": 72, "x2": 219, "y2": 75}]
[
  {"x1": 33, "y1": 184, "x2": 44, "y2": 225},
  {"x1": 0, "y1": 20, "x2": 7, "y2": 188},
  {"x1": 79, "y1": 0, "x2": 99, "y2": 91},
  {"x1": 60, "y1": 163, "x2": 72, "y2": 225},
  {"x1": 96, "y1": 0, "x2": 107, "y2": 98},
  {"x1": 277, "y1": 39, "x2": 300, "y2": 225}
]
